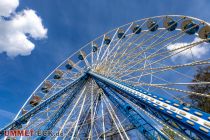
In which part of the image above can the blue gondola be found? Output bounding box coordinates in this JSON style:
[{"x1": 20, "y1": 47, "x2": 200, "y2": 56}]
[
  {"x1": 92, "y1": 43, "x2": 98, "y2": 52},
  {"x1": 104, "y1": 36, "x2": 111, "y2": 45},
  {"x1": 78, "y1": 54, "x2": 84, "y2": 60},
  {"x1": 181, "y1": 20, "x2": 199, "y2": 35},
  {"x1": 132, "y1": 24, "x2": 141, "y2": 34},
  {"x1": 65, "y1": 60, "x2": 74, "y2": 70},
  {"x1": 117, "y1": 29, "x2": 125, "y2": 39},
  {"x1": 163, "y1": 17, "x2": 177, "y2": 31},
  {"x1": 78, "y1": 51, "x2": 86, "y2": 60},
  {"x1": 147, "y1": 19, "x2": 158, "y2": 32}
]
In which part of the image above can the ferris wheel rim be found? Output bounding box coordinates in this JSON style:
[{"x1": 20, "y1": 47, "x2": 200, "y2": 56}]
[
  {"x1": 14, "y1": 14, "x2": 210, "y2": 119},
  {"x1": 7, "y1": 15, "x2": 210, "y2": 140}
]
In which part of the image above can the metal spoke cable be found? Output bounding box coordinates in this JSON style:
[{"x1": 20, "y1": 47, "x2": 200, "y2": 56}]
[
  {"x1": 100, "y1": 20, "x2": 149, "y2": 69},
  {"x1": 110, "y1": 22, "x2": 201, "y2": 74},
  {"x1": 117, "y1": 39, "x2": 207, "y2": 79},
  {"x1": 68, "y1": 93, "x2": 87, "y2": 140},
  {"x1": 102, "y1": 95, "x2": 127, "y2": 140},
  {"x1": 54, "y1": 87, "x2": 86, "y2": 140},
  {"x1": 103, "y1": 93, "x2": 130, "y2": 140}
]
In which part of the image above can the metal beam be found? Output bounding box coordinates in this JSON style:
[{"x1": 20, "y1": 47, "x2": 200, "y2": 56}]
[
  {"x1": 0, "y1": 74, "x2": 88, "y2": 138},
  {"x1": 100, "y1": 124, "x2": 136, "y2": 138},
  {"x1": 96, "y1": 80, "x2": 168, "y2": 140},
  {"x1": 36, "y1": 79, "x2": 87, "y2": 140},
  {"x1": 88, "y1": 71, "x2": 210, "y2": 139}
]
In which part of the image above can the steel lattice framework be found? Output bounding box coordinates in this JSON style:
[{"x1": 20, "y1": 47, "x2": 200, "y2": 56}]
[{"x1": 1, "y1": 15, "x2": 210, "y2": 140}]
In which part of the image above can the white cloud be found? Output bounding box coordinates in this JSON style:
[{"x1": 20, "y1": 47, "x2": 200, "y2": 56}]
[
  {"x1": 0, "y1": 0, "x2": 19, "y2": 17},
  {"x1": 167, "y1": 38, "x2": 209, "y2": 61},
  {"x1": 0, "y1": 0, "x2": 47, "y2": 57}
]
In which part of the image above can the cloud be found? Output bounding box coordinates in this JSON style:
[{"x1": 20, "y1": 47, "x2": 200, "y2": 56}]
[
  {"x1": 0, "y1": 0, "x2": 47, "y2": 57},
  {"x1": 167, "y1": 38, "x2": 209, "y2": 61},
  {"x1": 0, "y1": 0, "x2": 19, "y2": 17}
]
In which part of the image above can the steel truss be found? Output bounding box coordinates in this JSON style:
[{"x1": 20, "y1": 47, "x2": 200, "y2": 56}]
[{"x1": 88, "y1": 71, "x2": 210, "y2": 140}]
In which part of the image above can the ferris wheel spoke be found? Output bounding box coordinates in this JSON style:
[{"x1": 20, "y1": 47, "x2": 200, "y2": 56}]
[
  {"x1": 75, "y1": 105, "x2": 92, "y2": 139},
  {"x1": 88, "y1": 90, "x2": 100, "y2": 139},
  {"x1": 23, "y1": 103, "x2": 64, "y2": 133},
  {"x1": 101, "y1": 95, "x2": 106, "y2": 140},
  {"x1": 98, "y1": 24, "x2": 134, "y2": 67},
  {"x1": 118, "y1": 61, "x2": 209, "y2": 102},
  {"x1": 101, "y1": 20, "x2": 148, "y2": 68},
  {"x1": 68, "y1": 93, "x2": 87, "y2": 140},
  {"x1": 102, "y1": 94, "x2": 129, "y2": 140},
  {"x1": 99, "y1": 28, "x2": 119, "y2": 62},
  {"x1": 107, "y1": 22, "x2": 182, "y2": 72},
  {"x1": 54, "y1": 86, "x2": 86, "y2": 140},
  {"x1": 145, "y1": 82, "x2": 210, "y2": 86},
  {"x1": 125, "y1": 73, "x2": 203, "y2": 103},
  {"x1": 95, "y1": 35, "x2": 106, "y2": 66},
  {"x1": 104, "y1": 24, "x2": 134, "y2": 58},
  {"x1": 116, "y1": 39, "x2": 207, "y2": 79},
  {"x1": 18, "y1": 85, "x2": 79, "y2": 131},
  {"x1": 140, "y1": 41, "x2": 207, "y2": 71},
  {"x1": 110, "y1": 31, "x2": 186, "y2": 74},
  {"x1": 110, "y1": 30, "x2": 172, "y2": 72},
  {"x1": 105, "y1": 18, "x2": 165, "y2": 71},
  {"x1": 106, "y1": 28, "x2": 166, "y2": 73},
  {"x1": 118, "y1": 60, "x2": 210, "y2": 81},
  {"x1": 132, "y1": 81, "x2": 210, "y2": 98},
  {"x1": 114, "y1": 58, "x2": 210, "y2": 75},
  {"x1": 110, "y1": 22, "x2": 201, "y2": 73},
  {"x1": 121, "y1": 65, "x2": 200, "y2": 86}
]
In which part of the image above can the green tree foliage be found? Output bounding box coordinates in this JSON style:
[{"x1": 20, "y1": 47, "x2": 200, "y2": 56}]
[{"x1": 188, "y1": 66, "x2": 210, "y2": 113}]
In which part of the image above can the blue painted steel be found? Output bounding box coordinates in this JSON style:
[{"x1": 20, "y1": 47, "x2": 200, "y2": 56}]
[
  {"x1": 36, "y1": 79, "x2": 86, "y2": 140},
  {"x1": 110, "y1": 87, "x2": 201, "y2": 139},
  {"x1": 96, "y1": 80, "x2": 168, "y2": 140},
  {"x1": 88, "y1": 71, "x2": 210, "y2": 139},
  {"x1": 0, "y1": 74, "x2": 88, "y2": 138},
  {"x1": 66, "y1": 94, "x2": 101, "y2": 139}
]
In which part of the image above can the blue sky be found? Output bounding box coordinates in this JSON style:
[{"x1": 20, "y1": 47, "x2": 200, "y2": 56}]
[{"x1": 0, "y1": 0, "x2": 210, "y2": 128}]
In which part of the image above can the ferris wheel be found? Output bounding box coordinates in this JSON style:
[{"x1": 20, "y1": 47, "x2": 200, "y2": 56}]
[{"x1": 1, "y1": 15, "x2": 210, "y2": 140}]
